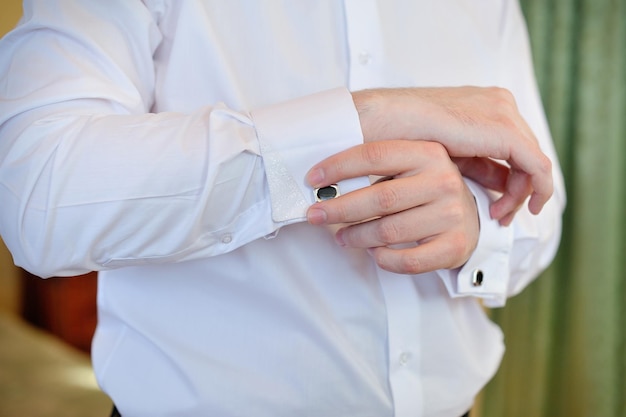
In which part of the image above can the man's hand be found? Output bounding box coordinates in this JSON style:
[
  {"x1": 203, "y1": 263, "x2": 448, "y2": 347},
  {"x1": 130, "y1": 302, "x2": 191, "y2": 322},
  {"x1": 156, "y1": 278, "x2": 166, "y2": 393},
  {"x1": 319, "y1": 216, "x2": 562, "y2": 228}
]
[
  {"x1": 352, "y1": 87, "x2": 553, "y2": 225},
  {"x1": 306, "y1": 140, "x2": 479, "y2": 275}
]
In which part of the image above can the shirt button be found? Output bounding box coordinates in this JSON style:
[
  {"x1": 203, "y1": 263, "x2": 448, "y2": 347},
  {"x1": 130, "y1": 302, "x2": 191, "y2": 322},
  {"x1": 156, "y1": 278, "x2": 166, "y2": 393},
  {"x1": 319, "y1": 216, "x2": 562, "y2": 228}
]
[
  {"x1": 221, "y1": 234, "x2": 233, "y2": 244},
  {"x1": 358, "y1": 51, "x2": 372, "y2": 65},
  {"x1": 399, "y1": 352, "x2": 412, "y2": 366},
  {"x1": 472, "y1": 269, "x2": 484, "y2": 287}
]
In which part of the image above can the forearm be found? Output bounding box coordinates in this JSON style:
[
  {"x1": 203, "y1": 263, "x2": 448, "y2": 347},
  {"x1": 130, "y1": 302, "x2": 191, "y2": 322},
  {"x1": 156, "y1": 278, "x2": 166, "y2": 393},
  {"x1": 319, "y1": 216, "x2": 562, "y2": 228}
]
[
  {"x1": 0, "y1": 1, "x2": 367, "y2": 277},
  {"x1": 1, "y1": 75, "x2": 373, "y2": 280},
  {"x1": 0, "y1": 104, "x2": 266, "y2": 277}
]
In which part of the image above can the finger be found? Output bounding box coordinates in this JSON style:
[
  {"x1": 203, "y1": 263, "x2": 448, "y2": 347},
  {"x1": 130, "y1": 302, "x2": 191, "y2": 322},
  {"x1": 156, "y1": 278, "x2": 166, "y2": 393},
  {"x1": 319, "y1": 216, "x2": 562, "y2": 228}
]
[
  {"x1": 308, "y1": 176, "x2": 430, "y2": 225},
  {"x1": 451, "y1": 157, "x2": 509, "y2": 192},
  {"x1": 335, "y1": 205, "x2": 440, "y2": 248},
  {"x1": 498, "y1": 211, "x2": 517, "y2": 227},
  {"x1": 306, "y1": 140, "x2": 436, "y2": 188},
  {"x1": 460, "y1": 115, "x2": 553, "y2": 215},
  {"x1": 507, "y1": 140, "x2": 553, "y2": 214},
  {"x1": 489, "y1": 169, "x2": 531, "y2": 221},
  {"x1": 528, "y1": 172, "x2": 553, "y2": 214},
  {"x1": 368, "y1": 233, "x2": 469, "y2": 274},
  {"x1": 511, "y1": 112, "x2": 555, "y2": 213}
]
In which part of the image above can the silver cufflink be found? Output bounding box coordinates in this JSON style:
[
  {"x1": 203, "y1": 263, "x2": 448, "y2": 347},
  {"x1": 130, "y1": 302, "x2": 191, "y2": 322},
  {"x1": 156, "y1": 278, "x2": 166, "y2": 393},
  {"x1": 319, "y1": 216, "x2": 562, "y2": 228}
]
[
  {"x1": 314, "y1": 184, "x2": 340, "y2": 202},
  {"x1": 472, "y1": 269, "x2": 484, "y2": 287}
]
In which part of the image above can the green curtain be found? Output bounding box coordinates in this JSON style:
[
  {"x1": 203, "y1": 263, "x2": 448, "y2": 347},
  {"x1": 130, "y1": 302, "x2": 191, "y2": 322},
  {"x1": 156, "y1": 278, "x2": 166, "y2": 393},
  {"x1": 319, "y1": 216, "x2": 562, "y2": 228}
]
[{"x1": 480, "y1": 0, "x2": 626, "y2": 416}]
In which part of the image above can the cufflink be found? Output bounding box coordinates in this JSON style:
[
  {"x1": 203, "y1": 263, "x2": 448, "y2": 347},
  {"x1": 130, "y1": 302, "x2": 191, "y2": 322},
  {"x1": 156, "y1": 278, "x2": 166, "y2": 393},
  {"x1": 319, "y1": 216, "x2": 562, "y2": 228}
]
[
  {"x1": 314, "y1": 184, "x2": 340, "y2": 202},
  {"x1": 472, "y1": 269, "x2": 484, "y2": 287}
]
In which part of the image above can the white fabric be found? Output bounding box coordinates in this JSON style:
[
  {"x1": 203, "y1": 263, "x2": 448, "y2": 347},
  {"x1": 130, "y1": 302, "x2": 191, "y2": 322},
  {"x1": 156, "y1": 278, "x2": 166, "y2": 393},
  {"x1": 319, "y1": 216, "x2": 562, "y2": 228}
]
[{"x1": 0, "y1": 1, "x2": 565, "y2": 416}]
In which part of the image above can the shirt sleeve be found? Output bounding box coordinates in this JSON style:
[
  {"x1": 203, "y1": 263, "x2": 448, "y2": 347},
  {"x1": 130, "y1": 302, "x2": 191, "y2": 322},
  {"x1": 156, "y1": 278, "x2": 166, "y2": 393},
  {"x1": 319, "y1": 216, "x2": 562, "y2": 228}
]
[
  {"x1": 0, "y1": 1, "x2": 366, "y2": 277},
  {"x1": 251, "y1": 89, "x2": 369, "y2": 225},
  {"x1": 436, "y1": 0, "x2": 566, "y2": 307}
]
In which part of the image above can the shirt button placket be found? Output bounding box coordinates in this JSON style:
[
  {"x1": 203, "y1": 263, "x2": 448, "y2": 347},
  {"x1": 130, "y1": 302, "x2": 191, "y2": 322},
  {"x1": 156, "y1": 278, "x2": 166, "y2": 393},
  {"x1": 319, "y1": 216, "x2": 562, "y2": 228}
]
[
  {"x1": 343, "y1": 0, "x2": 383, "y2": 90},
  {"x1": 398, "y1": 351, "x2": 412, "y2": 367},
  {"x1": 376, "y1": 269, "x2": 424, "y2": 416},
  {"x1": 358, "y1": 51, "x2": 372, "y2": 66}
]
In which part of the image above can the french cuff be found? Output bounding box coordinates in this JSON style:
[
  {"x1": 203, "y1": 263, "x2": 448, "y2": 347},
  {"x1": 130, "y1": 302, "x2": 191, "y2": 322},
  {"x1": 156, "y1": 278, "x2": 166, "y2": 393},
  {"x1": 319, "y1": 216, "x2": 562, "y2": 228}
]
[
  {"x1": 437, "y1": 179, "x2": 514, "y2": 308},
  {"x1": 250, "y1": 87, "x2": 369, "y2": 225}
]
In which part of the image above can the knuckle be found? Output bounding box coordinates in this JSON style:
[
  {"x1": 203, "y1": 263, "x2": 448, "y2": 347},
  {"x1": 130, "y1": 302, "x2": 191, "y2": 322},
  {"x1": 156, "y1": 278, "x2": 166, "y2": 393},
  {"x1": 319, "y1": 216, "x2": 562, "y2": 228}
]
[
  {"x1": 490, "y1": 107, "x2": 517, "y2": 133},
  {"x1": 450, "y1": 232, "x2": 470, "y2": 257},
  {"x1": 443, "y1": 202, "x2": 466, "y2": 225},
  {"x1": 494, "y1": 110, "x2": 523, "y2": 136},
  {"x1": 330, "y1": 156, "x2": 351, "y2": 179},
  {"x1": 446, "y1": 232, "x2": 474, "y2": 268},
  {"x1": 439, "y1": 170, "x2": 465, "y2": 195},
  {"x1": 398, "y1": 252, "x2": 422, "y2": 275},
  {"x1": 362, "y1": 142, "x2": 387, "y2": 165},
  {"x1": 375, "y1": 219, "x2": 401, "y2": 244},
  {"x1": 488, "y1": 86, "x2": 515, "y2": 105},
  {"x1": 496, "y1": 112, "x2": 517, "y2": 130},
  {"x1": 538, "y1": 154, "x2": 553, "y2": 176},
  {"x1": 486, "y1": 87, "x2": 518, "y2": 125},
  {"x1": 375, "y1": 185, "x2": 401, "y2": 213},
  {"x1": 423, "y1": 141, "x2": 449, "y2": 159}
]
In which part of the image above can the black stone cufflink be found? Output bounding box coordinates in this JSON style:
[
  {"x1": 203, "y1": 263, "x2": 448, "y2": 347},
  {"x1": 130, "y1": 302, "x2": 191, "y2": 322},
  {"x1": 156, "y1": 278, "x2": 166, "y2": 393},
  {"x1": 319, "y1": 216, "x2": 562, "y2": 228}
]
[{"x1": 314, "y1": 184, "x2": 340, "y2": 202}]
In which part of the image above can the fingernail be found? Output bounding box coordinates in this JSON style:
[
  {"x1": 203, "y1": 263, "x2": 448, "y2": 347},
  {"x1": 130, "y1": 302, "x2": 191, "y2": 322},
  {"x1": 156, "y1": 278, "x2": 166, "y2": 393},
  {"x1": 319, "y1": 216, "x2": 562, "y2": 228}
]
[
  {"x1": 489, "y1": 204, "x2": 503, "y2": 221},
  {"x1": 307, "y1": 167, "x2": 324, "y2": 187},
  {"x1": 528, "y1": 196, "x2": 543, "y2": 215},
  {"x1": 499, "y1": 213, "x2": 514, "y2": 227},
  {"x1": 307, "y1": 207, "x2": 327, "y2": 225},
  {"x1": 335, "y1": 229, "x2": 345, "y2": 246}
]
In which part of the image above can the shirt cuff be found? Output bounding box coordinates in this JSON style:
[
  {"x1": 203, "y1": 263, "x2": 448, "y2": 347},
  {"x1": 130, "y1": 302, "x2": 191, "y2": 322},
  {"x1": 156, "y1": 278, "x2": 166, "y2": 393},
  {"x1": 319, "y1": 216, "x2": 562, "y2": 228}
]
[
  {"x1": 250, "y1": 88, "x2": 369, "y2": 225},
  {"x1": 437, "y1": 178, "x2": 514, "y2": 307}
]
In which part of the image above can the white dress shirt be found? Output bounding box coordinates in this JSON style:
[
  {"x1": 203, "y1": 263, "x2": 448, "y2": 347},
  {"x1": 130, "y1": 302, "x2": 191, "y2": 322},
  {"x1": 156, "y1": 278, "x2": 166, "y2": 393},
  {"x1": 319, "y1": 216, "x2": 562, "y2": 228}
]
[{"x1": 0, "y1": 1, "x2": 565, "y2": 416}]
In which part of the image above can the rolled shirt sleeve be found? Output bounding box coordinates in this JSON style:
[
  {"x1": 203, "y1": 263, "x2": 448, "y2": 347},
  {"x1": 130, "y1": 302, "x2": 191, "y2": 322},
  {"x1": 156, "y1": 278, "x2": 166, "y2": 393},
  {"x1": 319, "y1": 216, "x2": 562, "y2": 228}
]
[{"x1": 251, "y1": 88, "x2": 369, "y2": 225}]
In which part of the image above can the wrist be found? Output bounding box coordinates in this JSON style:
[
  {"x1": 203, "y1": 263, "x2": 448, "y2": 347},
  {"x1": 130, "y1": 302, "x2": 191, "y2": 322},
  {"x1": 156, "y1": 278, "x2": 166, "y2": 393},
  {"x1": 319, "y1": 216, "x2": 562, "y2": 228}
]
[
  {"x1": 352, "y1": 89, "x2": 387, "y2": 143},
  {"x1": 352, "y1": 88, "x2": 426, "y2": 144}
]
